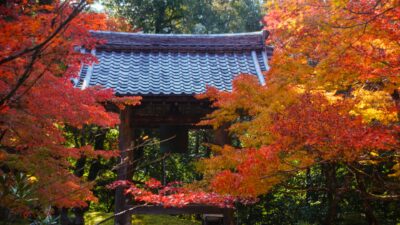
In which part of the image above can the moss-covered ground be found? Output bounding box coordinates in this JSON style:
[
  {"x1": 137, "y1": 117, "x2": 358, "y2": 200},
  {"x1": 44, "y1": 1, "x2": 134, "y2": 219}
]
[{"x1": 85, "y1": 212, "x2": 201, "y2": 225}]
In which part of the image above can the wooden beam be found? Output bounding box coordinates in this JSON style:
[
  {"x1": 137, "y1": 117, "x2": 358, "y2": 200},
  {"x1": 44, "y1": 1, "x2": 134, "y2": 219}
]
[
  {"x1": 130, "y1": 116, "x2": 208, "y2": 127},
  {"x1": 125, "y1": 205, "x2": 230, "y2": 215}
]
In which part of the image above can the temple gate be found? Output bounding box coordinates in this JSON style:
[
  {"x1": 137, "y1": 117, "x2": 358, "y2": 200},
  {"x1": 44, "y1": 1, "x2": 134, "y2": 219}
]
[{"x1": 78, "y1": 30, "x2": 272, "y2": 225}]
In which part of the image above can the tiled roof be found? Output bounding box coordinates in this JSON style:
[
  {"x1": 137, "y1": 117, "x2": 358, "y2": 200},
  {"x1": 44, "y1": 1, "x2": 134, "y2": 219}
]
[{"x1": 77, "y1": 31, "x2": 272, "y2": 95}]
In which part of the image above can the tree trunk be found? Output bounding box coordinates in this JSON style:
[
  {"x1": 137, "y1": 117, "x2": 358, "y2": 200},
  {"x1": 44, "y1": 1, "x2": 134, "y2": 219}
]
[
  {"x1": 363, "y1": 199, "x2": 379, "y2": 225},
  {"x1": 60, "y1": 208, "x2": 71, "y2": 225},
  {"x1": 70, "y1": 128, "x2": 106, "y2": 225},
  {"x1": 72, "y1": 207, "x2": 86, "y2": 225},
  {"x1": 323, "y1": 163, "x2": 340, "y2": 225},
  {"x1": 306, "y1": 168, "x2": 312, "y2": 202},
  {"x1": 390, "y1": 89, "x2": 400, "y2": 120},
  {"x1": 354, "y1": 167, "x2": 379, "y2": 225},
  {"x1": 154, "y1": 2, "x2": 166, "y2": 33}
]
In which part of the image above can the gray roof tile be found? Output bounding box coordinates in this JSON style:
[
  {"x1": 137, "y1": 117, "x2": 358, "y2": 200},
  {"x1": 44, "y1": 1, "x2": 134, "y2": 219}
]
[{"x1": 78, "y1": 31, "x2": 272, "y2": 95}]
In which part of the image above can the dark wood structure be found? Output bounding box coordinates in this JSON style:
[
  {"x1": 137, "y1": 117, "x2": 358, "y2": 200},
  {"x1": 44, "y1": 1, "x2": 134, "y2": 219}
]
[
  {"x1": 77, "y1": 30, "x2": 271, "y2": 225},
  {"x1": 114, "y1": 98, "x2": 231, "y2": 225}
]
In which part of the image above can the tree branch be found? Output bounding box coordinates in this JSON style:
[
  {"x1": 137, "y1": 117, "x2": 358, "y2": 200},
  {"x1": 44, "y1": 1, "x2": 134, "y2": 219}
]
[
  {"x1": 0, "y1": 0, "x2": 89, "y2": 108},
  {"x1": 95, "y1": 204, "x2": 149, "y2": 225},
  {"x1": 0, "y1": 0, "x2": 87, "y2": 66}
]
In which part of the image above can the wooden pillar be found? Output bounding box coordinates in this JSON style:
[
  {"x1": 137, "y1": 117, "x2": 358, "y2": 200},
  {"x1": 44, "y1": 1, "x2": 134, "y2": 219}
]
[
  {"x1": 223, "y1": 208, "x2": 234, "y2": 225},
  {"x1": 115, "y1": 107, "x2": 134, "y2": 225},
  {"x1": 213, "y1": 125, "x2": 235, "y2": 225},
  {"x1": 213, "y1": 125, "x2": 230, "y2": 147}
]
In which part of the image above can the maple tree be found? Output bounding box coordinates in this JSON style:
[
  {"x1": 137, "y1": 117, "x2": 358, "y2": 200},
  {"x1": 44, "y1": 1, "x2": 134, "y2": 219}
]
[
  {"x1": 0, "y1": 0, "x2": 140, "y2": 220},
  {"x1": 102, "y1": 178, "x2": 257, "y2": 225},
  {"x1": 107, "y1": 178, "x2": 239, "y2": 208},
  {"x1": 198, "y1": 80, "x2": 400, "y2": 223},
  {"x1": 196, "y1": 0, "x2": 400, "y2": 223},
  {"x1": 265, "y1": 0, "x2": 400, "y2": 90},
  {"x1": 199, "y1": 88, "x2": 397, "y2": 195}
]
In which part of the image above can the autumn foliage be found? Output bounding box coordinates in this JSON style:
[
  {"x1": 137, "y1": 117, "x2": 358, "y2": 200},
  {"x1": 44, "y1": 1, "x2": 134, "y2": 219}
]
[
  {"x1": 200, "y1": 88, "x2": 398, "y2": 196},
  {"x1": 107, "y1": 178, "x2": 257, "y2": 208},
  {"x1": 197, "y1": 0, "x2": 400, "y2": 200},
  {"x1": 2, "y1": 0, "x2": 400, "y2": 223},
  {"x1": 0, "y1": 0, "x2": 139, "y2": 216},
  {"x1": 266, "y1": 0, "x2": 400, "y2": 90}
]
